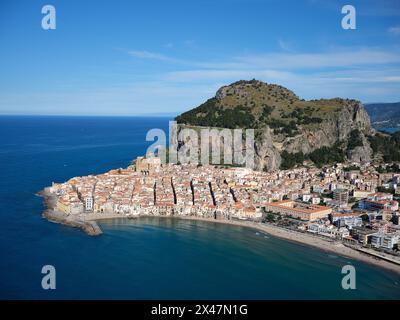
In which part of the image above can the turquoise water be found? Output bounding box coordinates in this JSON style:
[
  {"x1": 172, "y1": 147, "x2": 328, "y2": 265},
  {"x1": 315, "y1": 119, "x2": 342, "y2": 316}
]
[{"x1": 0, "y1": 116, "x2": 399, "y2": 299}]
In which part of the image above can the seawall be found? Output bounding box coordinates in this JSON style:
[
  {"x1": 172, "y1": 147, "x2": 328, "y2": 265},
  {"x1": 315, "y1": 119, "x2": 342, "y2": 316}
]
[{"x1": 38, "y1": 188, "x2": 103, "y2": 236}]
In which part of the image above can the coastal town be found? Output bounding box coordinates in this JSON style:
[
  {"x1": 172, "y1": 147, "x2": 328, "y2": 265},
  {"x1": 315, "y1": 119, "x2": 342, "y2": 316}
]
[{"x1": 43, "y1": 154, "x2": 400, "y2": 266}]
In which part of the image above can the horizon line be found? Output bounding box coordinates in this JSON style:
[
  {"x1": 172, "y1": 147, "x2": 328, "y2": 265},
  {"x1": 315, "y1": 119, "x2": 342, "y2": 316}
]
[
  {"x1": 0, "y1": 113, "x2": 178, "y2": 118},
  {"x1": 1, "y1": 100, "x2": 400, "y2": 117}
]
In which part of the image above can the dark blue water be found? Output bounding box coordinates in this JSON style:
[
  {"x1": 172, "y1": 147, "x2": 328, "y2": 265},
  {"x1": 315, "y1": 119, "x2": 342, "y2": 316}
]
[
  {"x1": 379, "y1": 127, "x2": 400, "y2": 133},
  {"x1": 0, "y1": 116, "x2": 399, "y2": 299}
]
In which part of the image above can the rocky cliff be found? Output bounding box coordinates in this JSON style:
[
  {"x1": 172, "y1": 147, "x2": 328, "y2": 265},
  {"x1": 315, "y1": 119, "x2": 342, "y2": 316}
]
[{"x1": 175, "y1": 80, "x2": 376, "y2": 171}]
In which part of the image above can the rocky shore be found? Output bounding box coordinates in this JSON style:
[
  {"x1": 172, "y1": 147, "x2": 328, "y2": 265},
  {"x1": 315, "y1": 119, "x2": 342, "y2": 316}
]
[{"x1": 38, "y1": 188, "x2": 102, "y2": 236}]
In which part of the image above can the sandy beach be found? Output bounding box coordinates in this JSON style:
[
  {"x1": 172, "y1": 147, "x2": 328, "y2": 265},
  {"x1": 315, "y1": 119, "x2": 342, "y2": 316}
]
[
  {"x1": 39, "y1": 187, "x2": 400, "y2": 274},
  {"x1": 85, "y1": 213, "x2": 400, "y2": 274}
]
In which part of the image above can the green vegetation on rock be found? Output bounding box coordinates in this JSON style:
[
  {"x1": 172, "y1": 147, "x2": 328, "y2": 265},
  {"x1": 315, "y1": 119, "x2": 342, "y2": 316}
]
[
  {"x1": 280, "y1": 151, "x2": 305, "y2": 170},
  {"x1": 376, "y1": 163, "x2": 400, "y2": 173},
  {"x1": 347, "y1": 129, "x2": 364, "y2": 151},
  {"x1": 175, "y1": 79, "x2": 399, "y2": 171},
  {"x1": 176, "y1": 80, "x2": 347, "y2": 131},
  {"x1": 368, "y1": 131, "x2": 400, "y2": 162},
  {"x1": 343, "y1": 165, "x2": 360, "y2": 171},
  {"x1": 175, "y1": 99, "x2": 255, "y2": 129},
  {"x1": 280, "y1": 143, "x2": 345, "y2": 169},
  {"x1": 308, "y1": 143, "x2": 346, "y2": 167}
]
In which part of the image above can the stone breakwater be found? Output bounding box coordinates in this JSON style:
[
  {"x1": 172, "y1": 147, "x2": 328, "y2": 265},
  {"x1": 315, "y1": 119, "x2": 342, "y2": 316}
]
[{"x1": 39, "y1": 188, "x2": 103, "y2": 236}]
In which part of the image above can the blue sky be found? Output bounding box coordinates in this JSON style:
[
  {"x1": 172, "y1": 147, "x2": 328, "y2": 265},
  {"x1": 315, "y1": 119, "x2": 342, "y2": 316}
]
[{"x1": 0, "y1": 0, "x2": 399, "y2": 115}]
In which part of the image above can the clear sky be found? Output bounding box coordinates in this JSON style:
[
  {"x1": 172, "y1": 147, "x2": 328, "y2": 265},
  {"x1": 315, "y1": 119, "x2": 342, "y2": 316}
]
[{"x1": 0, "y1": 0, "x2": 399, "y2": 115}]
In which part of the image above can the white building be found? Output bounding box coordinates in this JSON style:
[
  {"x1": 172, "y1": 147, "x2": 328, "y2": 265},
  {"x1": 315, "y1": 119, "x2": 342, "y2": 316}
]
[
  {"x1": 85, "y1": 196, "x2": 94, "y2": 212},
  {"x1": 370, "y1": 233, "x2": 400, "y2": 250}
]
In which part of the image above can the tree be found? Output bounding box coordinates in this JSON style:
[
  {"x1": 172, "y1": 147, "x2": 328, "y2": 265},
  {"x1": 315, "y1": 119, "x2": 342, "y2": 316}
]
[
  {"x1": 308, "y1": 144, "x2": 345, "y2": 167},
  {"x1": 368, "y1": 132, "x2": 400, "y2": 162},
  {"x1": 266, "y1": 213, "x2": 275, "y2": 222},
  {"x1": 377, "y1": 186, "x2": 396, "y2": 195},
  {"x1": 347, "y1": 129, "x2": 363, "y2": 151},
  {"x1": 280, "y1": 150, "x2": 304, "y2": 169}
]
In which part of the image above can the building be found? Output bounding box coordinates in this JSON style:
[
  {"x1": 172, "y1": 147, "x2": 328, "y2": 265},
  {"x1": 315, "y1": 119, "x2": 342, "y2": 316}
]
[
  {"x1": 333, "y1": 188, "x2": 349, "y2": 205},
  {"x1": 359, "y1": 193, "x2": 399, "y2": 212},
  {"x1": 84, "y1": 196, "x2": 93, "y2": 212},
  {"x1": 366, "y1": 192, "x2": 393, "y2": 201},
  {"x1": 263, "y1": 200, "x2": 332, "y2": 221},
  {"x1": 353, "y1": 190, "x2": 372, "y2": 199},
  {"x1": 350, "y1": 226, "x2": 376, "y2": 245},
  {"x1": 330, "y1": 212, "x2": 363, "y2": 229},
  {"x1": 135, "y1": 155, "x2": 162, "y2": 174},
  {"x1": 307, "y1": 223, "x2": 350, "y2": 239},
  {"x1": 370, "y1": 233, "x2": 399, "y2": 250}
]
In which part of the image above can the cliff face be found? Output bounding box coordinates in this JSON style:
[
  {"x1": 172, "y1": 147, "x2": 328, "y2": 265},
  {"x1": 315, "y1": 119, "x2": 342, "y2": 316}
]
[
  {"x1": 282, "y1": 103, "x2": 372, "y2": 153},
  {"x1": 254, "y1": 127, "x2": 281, "y2": 171},
  {"x1": 254, "y1": 101, "x2": 373, "y2": 170},
  {"x1": 176, "y1": 80, "x2": 375, "y2": 171}
]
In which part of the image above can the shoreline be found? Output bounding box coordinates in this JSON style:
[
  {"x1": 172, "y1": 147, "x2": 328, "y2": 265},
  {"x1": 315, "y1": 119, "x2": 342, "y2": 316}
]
[
  {"x1": 43, "y1": 209, "x2": 103, "y2": 236},
  {"x1": 39, "y1": 189, "x2": 400, "y2": 274},
  {"x1": 84, "y1": 213, "x2": 400, "y2": 274},
  {"x1": 38, "y1": 188, "x2": 103, "y2": 236}
]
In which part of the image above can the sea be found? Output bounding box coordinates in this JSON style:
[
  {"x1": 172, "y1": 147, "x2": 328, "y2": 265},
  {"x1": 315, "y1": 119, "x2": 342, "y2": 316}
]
[
  {"x1": 0, "y1": 116, "x2": 399, "y2": 299},
  {"x1": 379, "y1": 127, "x2": 400, "y2": 133}
]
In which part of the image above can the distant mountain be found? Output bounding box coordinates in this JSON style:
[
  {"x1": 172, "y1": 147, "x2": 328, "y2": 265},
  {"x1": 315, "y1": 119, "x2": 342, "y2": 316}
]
[{"x1": 364, "y1": 102, "x2": 400, "y2": 129}]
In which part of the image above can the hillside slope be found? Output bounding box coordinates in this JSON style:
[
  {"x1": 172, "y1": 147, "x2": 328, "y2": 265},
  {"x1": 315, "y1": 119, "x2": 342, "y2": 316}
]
[{"x1": 175, "y1": 80, "x2": 379, "y2": 171}]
